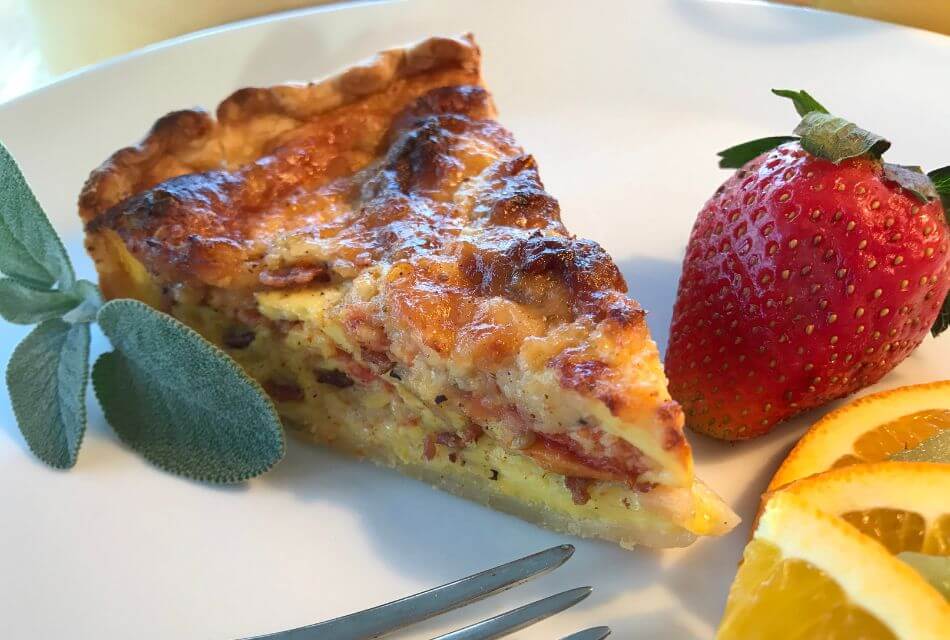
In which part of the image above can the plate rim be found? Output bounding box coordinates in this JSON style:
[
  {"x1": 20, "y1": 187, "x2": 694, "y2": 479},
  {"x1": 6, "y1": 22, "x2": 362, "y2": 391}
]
[{"x1": 4, "y1": 0, "x2": 950, "y2": 115}]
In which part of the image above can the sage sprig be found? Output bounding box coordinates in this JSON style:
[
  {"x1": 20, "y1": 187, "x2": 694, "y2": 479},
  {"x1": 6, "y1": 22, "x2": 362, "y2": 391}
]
[
  {"x1": 95, "y1": 300, "x2": 285, "y2": 483},
  {"x1": 6, "y1": 319, "x2": 89, "y2": 467},
  {"x1": 1, "y1": 142, "x2": 284, "y2": 481},
  {"x1": 0, "y1": 144, "x2": 75, "y2": 289}
]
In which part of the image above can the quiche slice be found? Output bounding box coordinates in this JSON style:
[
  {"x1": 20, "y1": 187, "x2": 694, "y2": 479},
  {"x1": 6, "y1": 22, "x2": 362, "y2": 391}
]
[{"x1": 79, "y1": 35, "x2": 738, "y2": 548}]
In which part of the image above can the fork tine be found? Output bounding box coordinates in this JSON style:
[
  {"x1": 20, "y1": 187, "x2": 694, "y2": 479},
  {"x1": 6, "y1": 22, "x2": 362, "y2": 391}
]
[
  {"x1": 242, "y1": 545, "x2": 575, "y2": 640},
  {"x1": 430, "y1": 586, "x2": 593, "y2": 640},
  {"x1": 560, "y1": 626, "x2": 611, "y2": 640}
]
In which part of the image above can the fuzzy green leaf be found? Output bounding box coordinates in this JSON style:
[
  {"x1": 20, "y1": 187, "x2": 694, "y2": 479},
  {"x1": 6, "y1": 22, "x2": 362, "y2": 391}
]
[
  {"x1": 718, "y1": 136, "x2": 799, "y2": 169},
  {"x1": 794, "y1": 112, "x2": 891, "y2": 164},
  {"x1": 888, "y1": 430, "x2": 950, "y2": 463},
  {"x1": 0, "y1": 277, "x2": 101, "y2": 325},
  {"x1": 6, "y1": 319, "x2": 89, "y2": 468},
  {"x1": 928, "y1": 165, "x2": 950, "y2": 222},
  {"x1": 771, "y1": 89, "x2": 830, "y2": 117},
  {"x1": 897, "y1": 552, "x2": 950, "y2": 599},
  {"x1": 61, "y1": 280, "x2": 103, "y2": 324},
  {"x1": 0, "y1": 142, "x2": 74, "y2": 289},
  {"x1": 883, "y1": 164, "x2": 939, "y2": 203},
  {"x1": 94, "y1": 299, "x2": 285, "y2": 483},
  {"x1": 0, "y1": 278, "x2": 82, "y2": 324}
]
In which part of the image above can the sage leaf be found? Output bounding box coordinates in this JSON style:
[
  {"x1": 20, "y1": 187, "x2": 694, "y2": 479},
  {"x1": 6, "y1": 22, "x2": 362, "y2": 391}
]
[
  {"x1": 718, "y1": 136, "x2": 799, "y2": 169},
  {"x1": 0, "y1": 278, "x2": 81, "y2": 325},
  {"x1": 889, "y1": 430, "x2": 950, "y2": 463},
  {"x1": 93, "y1": 299, "x2": 285, "y2": 483},
  {"x1": 6, "y1": 319, "x2": 89, "y2": 468},
  {"x1": 883, "y1": 164, "x2": 938, "y2": 203},
  {"x1": 897, "y1": 552, "x2": 950, "y2": 599},
  {"x1": 771, "y1": 89, "x2": 829, "y2": 117},
  {"x1": 794, "y1": 112, "x2": 891, "y2": 164},
  {"x1": 61, "y1": 280, "x2": 103, "y2": 324},
  {"x1": 0, "y1": 142, "x2": 74, "y2": 289}
]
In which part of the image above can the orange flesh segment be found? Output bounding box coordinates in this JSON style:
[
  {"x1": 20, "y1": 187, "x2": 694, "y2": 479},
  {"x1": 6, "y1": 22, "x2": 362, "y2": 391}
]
[
  {"x1": 832, "y1": 409, "x2": 950, "y2": 468},
  {"x1": 717, "y1": 540, "x2": 896, "y2": 639},
  {"x1": 925, "y1": 514, "x2": 950, "y2": 556},
  {"x1": 841, "y1": 509, "x2": 926, "y2": 555},
  {"x1": 839, "y1": 510, "x2": 950, "y2": 556}
]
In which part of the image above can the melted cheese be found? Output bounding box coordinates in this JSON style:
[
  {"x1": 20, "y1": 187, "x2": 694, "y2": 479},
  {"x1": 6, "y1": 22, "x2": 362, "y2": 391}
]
[{"x1": 198, "y1": 291, "x2": 735, "y2": 540}]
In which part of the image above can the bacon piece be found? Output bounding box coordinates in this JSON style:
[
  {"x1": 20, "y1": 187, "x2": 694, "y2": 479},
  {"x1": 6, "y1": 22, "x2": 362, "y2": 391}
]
[
  {"x1": 434, "y1": 424, "x2": 483, "y2": 449},
  {"x1": 264, "y1": 380, "x2": 304, "y2": 402},
  {"x1": 564, "y1": 477, "x2": 592, "y2": 506},
  {"x1": 259, "y1": 264, "x2": 329, "y2": 288},
  {"x1": 315, "y1": 369, "x2": 354, "y2": 388},
  {"x1": 422, "y1": 435, "x2": 437, "y2": 461},
  {"x1": 525, "y1": 438, "x2": 620, "y2": 483},
  {"x1": 524, "y1": 432, "x2": 650, "y2": 486}
]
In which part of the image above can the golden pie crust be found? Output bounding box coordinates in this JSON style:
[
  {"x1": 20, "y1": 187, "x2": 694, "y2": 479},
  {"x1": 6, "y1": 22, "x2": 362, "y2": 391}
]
[{"x1": 81, "y1": 34, "x2": 738, "y2": 547}]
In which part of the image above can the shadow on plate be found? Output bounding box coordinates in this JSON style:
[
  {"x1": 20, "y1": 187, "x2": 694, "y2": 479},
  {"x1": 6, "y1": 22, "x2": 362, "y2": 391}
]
[
  {"x1": 258, "y1": 437, "x2": 699, "y2": 626},
  {"x1": 615, "y1": 255, "x2": 681, "y2": 355},
  {"x1": 662, "y1": 437, "x2": 789, "y2": 629}
]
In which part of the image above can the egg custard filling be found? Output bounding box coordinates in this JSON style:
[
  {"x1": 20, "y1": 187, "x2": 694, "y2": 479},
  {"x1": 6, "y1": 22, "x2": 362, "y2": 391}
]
[{"x1": 79, "y1": 35, "x2": 737, "y2": 548}]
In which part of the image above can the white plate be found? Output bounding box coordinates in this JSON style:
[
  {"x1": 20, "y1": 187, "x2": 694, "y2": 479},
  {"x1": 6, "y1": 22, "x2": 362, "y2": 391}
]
[{"x1": 1, "y1": 1, "x2": 948, "y2": 638}]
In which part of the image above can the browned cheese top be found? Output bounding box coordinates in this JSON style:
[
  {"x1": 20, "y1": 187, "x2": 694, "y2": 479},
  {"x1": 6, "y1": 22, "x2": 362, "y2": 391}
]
[{"x1": 80, "y1": 36, "x2": 685, "y2": 454}]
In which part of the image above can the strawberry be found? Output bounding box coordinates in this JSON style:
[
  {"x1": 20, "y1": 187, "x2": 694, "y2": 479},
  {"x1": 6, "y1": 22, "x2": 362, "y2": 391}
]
[{"x1": 666, "y1": 90, "x2": 950, "y2": 440}]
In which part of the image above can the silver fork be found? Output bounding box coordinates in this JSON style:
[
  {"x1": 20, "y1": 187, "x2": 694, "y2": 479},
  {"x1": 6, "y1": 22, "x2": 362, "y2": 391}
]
[{"x1": 241, "y1": 545, "x2": 608, "y2": 640}]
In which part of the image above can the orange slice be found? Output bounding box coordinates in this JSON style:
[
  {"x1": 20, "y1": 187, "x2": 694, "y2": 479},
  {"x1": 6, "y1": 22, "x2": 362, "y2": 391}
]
[
  {"x1": 768, "y1": 381, "x2": 950, "y2": 491},
  {"x1": 716, "y1": 492, "x2": 950, "y2": 640},
  {"x1": 774, "y1": 462, "x2": 950, "y2": 556}
]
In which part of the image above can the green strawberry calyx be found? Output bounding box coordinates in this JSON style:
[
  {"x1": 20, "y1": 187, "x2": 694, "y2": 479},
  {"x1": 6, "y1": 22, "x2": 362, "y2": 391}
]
[
  {"x1": 929, "y1": 166, "x2": 950, "y2": 216},
  {"x1": 929, "y1": 166, "x2": 950, "y2": 338},
  {"x1": 718, "y1": 89, "x2": 893, "y2": 168},
  {"x1": 792, "y1": 111, "x2": 890, "y2": 164}
]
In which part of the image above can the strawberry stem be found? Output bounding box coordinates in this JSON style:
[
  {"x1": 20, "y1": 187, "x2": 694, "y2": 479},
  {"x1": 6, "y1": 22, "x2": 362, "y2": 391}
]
[{"x1": 772, "y1": 89, "x2": 829, "y2": 117}]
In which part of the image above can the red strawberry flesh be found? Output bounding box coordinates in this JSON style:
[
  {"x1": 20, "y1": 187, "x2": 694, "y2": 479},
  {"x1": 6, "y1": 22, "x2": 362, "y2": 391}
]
[{"x1": 666, "y1": 142, "x2": 950, "y2": 440}]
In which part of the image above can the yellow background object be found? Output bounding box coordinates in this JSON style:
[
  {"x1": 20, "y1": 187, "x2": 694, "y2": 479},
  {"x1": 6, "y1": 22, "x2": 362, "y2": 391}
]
[
  {"x1": 779, "y1": 0, "x2": 950, "y2": 35},
  {"x1": 24, "y1": 0, "x2": 332, "y2": 74},
  {"x1": 2, "y1": 1, "x2": 949, "y2": 103}
]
